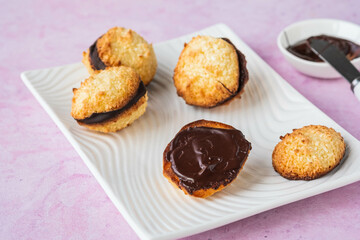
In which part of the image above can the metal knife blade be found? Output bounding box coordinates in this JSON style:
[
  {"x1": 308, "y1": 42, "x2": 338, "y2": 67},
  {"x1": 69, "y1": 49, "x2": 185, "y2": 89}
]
[{"x1": 309, "y1": 38, "x2": 360, "y2": 89}]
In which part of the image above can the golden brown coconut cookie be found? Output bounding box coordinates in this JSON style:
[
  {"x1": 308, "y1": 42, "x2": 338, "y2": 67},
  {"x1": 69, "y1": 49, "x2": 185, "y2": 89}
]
[
  {"x1": 163, "y1": 120, "x2": 251, "y2": 198},
  {"x1": 71, "y1": 66, "x2": 148, "y2": 133},
  {"x1": 173, "y1": 36, "x2": 249, "y2": 108},
  {"x1": 82, "y1": 27, "x2": 157, "y2": 85},
  {"x1": 272, "y1": 125, "x2": 346, "y2": 180}
]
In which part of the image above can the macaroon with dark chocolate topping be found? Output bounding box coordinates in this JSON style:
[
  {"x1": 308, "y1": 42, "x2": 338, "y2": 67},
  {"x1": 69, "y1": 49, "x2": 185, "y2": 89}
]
[
  {"x1": 163, "y1": 120, "x2": 251, "y2": 198},
  {"x1": 71, "y1": 66, "x2": 148, "y2": 133},
  {"x1": 173, "y1": 36, "x2": 249, "y2": 108},
  {"x1": 82, "y1": 27, "x2": 157, "y2": 85}
]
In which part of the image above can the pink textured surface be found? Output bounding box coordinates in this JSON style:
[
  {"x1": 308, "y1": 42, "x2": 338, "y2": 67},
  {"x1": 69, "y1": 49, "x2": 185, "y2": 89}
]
[{"x1": 2, "y1": 0, "x2": 360, "y2": 239}]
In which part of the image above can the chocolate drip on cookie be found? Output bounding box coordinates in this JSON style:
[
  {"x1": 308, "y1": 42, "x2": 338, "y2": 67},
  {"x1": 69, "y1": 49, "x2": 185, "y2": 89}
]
[
  {"x1": 203, "y1": 38, "x2": 249, "y2": 108},
  {"x1": 76, "y1": 81, "x2": 146, "y2": 124},
  {"x1": 165, "y1": 126, "x2": 251, "y2": 194},
  {"x1": 221, "y1": 38, "x2": 249, "y2": 97},
  {"x1": 89, "y1": 39, "x2": 107, "y2": 70}
]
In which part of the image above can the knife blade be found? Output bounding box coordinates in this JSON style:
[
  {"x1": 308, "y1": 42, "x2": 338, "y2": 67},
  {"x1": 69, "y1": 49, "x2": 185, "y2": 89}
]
[{"x1": 309, "y1": 38, "x2": 360, "y2": 94}]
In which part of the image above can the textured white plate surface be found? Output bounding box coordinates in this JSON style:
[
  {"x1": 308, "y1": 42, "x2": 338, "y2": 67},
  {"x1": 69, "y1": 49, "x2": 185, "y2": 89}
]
[{"x1": 21, "y1": 24, "x2": 360, "y2": 240}]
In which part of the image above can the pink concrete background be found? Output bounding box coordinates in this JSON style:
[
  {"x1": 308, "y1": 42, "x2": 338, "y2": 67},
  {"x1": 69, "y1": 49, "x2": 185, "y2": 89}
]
[{"x1": 1, "y1": 0, "x2": 360, "y2": 239}]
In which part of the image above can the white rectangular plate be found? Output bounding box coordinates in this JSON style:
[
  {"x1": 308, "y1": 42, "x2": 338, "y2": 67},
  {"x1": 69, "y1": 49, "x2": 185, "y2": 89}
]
[{"x1": 21, "y1": 24, "x2": 360, "y2": 240}]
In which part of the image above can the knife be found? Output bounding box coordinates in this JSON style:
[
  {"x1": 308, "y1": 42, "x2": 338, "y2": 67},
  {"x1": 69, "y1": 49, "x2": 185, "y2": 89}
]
[{"x1": 309, "y1": 38, "x2": 360, "y2": 100}]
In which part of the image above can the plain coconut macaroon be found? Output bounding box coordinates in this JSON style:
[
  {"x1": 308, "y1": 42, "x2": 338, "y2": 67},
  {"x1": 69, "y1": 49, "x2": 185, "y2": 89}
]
[
  {"x1": 71, "y1": 66, "x2": 148, "y2": 133},
  {"x1": 163, "y1": 120, "x2": 251, "y2": 198},
  {"x1": 82, "y1": 27, "x2": 157, "y2": 85},
  {"x1": 173, "y1": 36, "x2": 249, "y2": 108},
  {"x1": 272, "y1": 125, "x2": 346, "y2": 180}
]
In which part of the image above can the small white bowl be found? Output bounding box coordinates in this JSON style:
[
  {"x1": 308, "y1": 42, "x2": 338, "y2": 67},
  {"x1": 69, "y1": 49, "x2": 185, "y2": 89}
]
[{"x1": 277, "y1": 18, "x2": 360, "y2": 78}]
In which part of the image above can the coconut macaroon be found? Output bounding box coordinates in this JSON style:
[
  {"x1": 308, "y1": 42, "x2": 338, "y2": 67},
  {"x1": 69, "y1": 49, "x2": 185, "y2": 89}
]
[
  {"x1": 82, "y1": 27, "x2": 157, "y2": 85},
  {"x1": 71, "y1": 66, "x2": 148, "y2": 133},
  {"x1": 163, "y1": 120, "x2": 251, "y2": 198},
  {"x1": 272, "y1": 125, "x2": 346, "y2": 180},
  {"x1": 173, "y1": 36, "x2": 249, "y2": 108}
]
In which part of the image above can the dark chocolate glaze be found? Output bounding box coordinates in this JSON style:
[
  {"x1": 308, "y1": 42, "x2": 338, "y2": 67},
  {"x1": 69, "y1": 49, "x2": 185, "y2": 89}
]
[
  {"x1": 287, "y1": 35, "x2": 360, "y2": 62},
  {"x1": 76, "y1": 81, "x2": 146, "y2": 124},
  {"x1": 89, "y1": 39, "x2": 107, "y2": 70},
  {"x1": 165, "y1": 126, "x2": 251, "y2": 194}
]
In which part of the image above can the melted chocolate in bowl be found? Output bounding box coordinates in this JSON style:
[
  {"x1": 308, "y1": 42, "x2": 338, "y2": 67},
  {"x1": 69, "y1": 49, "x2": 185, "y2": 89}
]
[
  {"x1": 287, "y1": 35, "x2": 360, "y2": 62},
  {"x1": 76, "y1": 81, "x2": 146, "y2": 124},
  {"x1": 165, "y1": 126, "x2": 251, "y2": 194}
]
